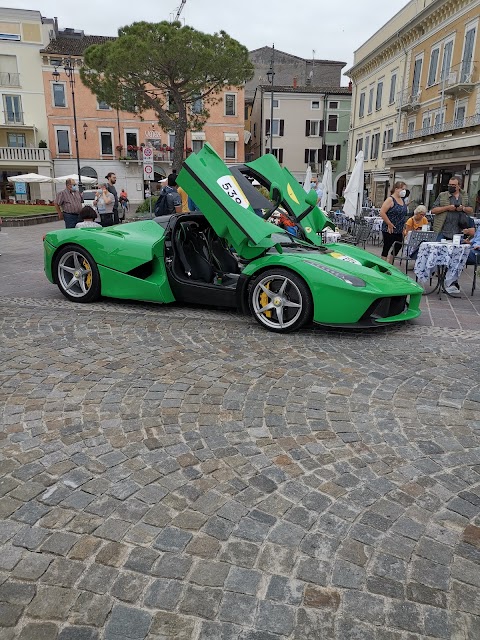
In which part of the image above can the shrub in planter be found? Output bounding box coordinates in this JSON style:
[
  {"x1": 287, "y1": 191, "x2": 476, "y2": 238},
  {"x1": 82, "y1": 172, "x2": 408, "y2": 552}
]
[{"x1": 136, "y1": 197, "x2": 158, "y2": 214}]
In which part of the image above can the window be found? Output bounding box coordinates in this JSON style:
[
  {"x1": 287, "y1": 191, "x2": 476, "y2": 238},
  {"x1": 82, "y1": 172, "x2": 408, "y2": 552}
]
[
  {"x1": 266, "y1": 148, "x2": 284, "y2": 163},
  {"x1": 389, "y1": 73, "x2": 397, "y2": 104},
  {"x1": 359, "y1": 92, "x2": 365, "y2": 117},
  {"x1": 440, "y1": 40, "x2": 453, "y2": 81},
  {"x1": 327, "y1": 114, "x2": 338, "y2": 132},
  {"x1": 427, "y1": 47, "x2": 440, "y2": 86},
  {"x1": 100, "y1": 131, "x2": 113, "y2": 155},
  {"x1": 225, "y1": 141, "x2": 236, "y2": 158},
  {"x1": 125, "y1": 131, "x2": 139, "y2": 158},
  {"x1": 272, "y1": 98, "x2": 279, "y2": 108},
  {"x1": 306, "y1": 119, "x2": 323, "y2": 136},
  {"x1": 461, "y1": 25, "x2": 476, "y2": 82},
  {"x1": 98, "y1": 100, "x2": 110, "y2": 110},
  {"x1": 371, "y1": 133, "x2": 380, "y2": 159},
  {"x1": 225, "y1": 93, "x2": 236, "y2": 116},
  {"x1": 304, "y1": 148, "x2": 319, "y2": 165},
  {"x1": 422, "y1": 113, "x2": 431, "y2": 130},
  {"x1": 364, "y1": 134, "x2": 370, "y2": 160},
  {"x1": 192, "y1": 140, "x2": 204, "y2": 153},
  {"x1": 191, "y1": 97, "x2": 202, "y2": 114},
  {"x1": 367, "y1": 87, "x2": 374, "y2": 114},
  {"x1": 311, "y1": 101, "x2": 320, "y2": 109},
  {"x1": 7, "y1": 132, "x2": 25, "y2": 147},
  {"x1": 454, "y1": 101, "x2": 467, "y2": 125},
  {"x1": 0, "y1": 54, "x2": 19, "y2": 87},
  {"x1": 433, "y1": 110, "x2": 445, "y2": 126},
  {"x1": 0, "y1": 33, "x2": 20, "y2": 41},
  {"x1": 325, "y1": 144, "x2": 341, "y2": 161},
  {"x1": 266, "y1": 119, "x2": 284, "y2": 136},
  {"x1": 328, "y1": 101, "x2": 338, "y2": 109},
  {"x1": 407, "y1": 120, "x2": 415, "y2": 135},
  {"x1": 355, "y1": 137, "x2": 363, "y2": 154},
  {"x1": 412, "y1": 57, "x2": 422, "y2": 95},
  {"x1": 56, "y1": 129, "x2": 70, "y2": 154},
  {"x1": 375, "y1": 81, "x2": 383, "y2": 110},
  {"x1": 52, "y1": 82, "x2": 66, "y2": 107},
  {"x1": 4, "y1": 95, "x2": 22, "y2": 123}
]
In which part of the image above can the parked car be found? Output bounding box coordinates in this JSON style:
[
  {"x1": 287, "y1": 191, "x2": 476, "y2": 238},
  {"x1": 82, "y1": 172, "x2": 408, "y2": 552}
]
[
  {"x1": 43, "y1": 144, "x2": 423, "y2": 333},
  {"x1": 81, "y1": 189, "x2": 97, "y2": 212}
]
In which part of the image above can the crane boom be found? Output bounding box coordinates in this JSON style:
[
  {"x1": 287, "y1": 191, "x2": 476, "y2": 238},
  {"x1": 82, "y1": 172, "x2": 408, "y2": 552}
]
[{"x1": 174, "y1": 0, "x2": 187, "y2": 20}]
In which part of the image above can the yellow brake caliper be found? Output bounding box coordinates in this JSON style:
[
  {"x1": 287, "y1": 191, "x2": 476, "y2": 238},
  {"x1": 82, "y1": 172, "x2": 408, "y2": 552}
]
[
  {"x1": 83, "y1": 258, "x2": 92, "y2": 288},
  {"x1": 259, "y1": 281, "x2": 272, "y2": 318}
]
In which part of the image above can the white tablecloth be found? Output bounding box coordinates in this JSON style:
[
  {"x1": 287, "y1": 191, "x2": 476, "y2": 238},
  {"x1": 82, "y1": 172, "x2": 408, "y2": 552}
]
[
  {"x1": 414, "y1": 242, "x2": 471, "y2": 287},
  {"x1": 323, "y1": 231, "x2": 341, "y2": 243},
  {"x1": 473, "y1": 218, "x2": 480, "y2": 229},
  {"x1": 364, "y1": 216, "x2": 383, "y2": 231}
]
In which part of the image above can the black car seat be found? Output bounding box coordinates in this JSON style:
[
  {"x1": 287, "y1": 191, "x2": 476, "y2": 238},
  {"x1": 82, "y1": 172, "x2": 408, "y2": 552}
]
[
  {"x1": 210, "y1": 237, "x2": 240, "y2": 274},
  {"x1": 177, "y1": 223, "x2": 214, "y2": 283}
]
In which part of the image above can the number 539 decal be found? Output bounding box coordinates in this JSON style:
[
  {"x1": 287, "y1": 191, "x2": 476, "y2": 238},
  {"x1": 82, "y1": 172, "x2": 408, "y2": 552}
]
[{"x1": 217, "y1": 175, "x2": 250, "y2": 209}]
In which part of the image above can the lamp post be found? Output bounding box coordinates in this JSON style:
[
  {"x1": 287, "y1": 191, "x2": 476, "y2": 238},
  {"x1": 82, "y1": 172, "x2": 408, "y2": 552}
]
[
  {"x1": 266, "y1": 44, "x2": 275, "y2": 156},
  {"x1": 52, "y1": 57, "x2": 83, "y2": 190}
]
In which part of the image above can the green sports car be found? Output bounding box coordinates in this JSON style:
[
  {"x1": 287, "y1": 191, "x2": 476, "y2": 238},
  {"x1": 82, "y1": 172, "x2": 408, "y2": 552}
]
[{"x1": 44, "y1": 144, "x2": 422, "y2": 332}]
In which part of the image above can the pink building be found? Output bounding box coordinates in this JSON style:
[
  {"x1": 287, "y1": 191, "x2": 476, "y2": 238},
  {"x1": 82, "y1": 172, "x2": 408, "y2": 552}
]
[{"x1": 41, "y1": 27, "x2": 245, "y2": 201}]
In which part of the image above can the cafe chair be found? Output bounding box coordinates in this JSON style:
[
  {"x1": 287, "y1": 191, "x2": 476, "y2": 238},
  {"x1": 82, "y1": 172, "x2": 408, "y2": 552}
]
[
  {"x1": 341, "y1": 220, "x2": 372, "y2": 249},
  {"x1": 393, "y1": 230, "x2": 435, "y2": 274}
]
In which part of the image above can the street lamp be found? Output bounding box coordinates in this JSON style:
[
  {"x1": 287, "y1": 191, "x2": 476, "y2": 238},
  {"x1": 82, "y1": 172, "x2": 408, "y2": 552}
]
[
  {"x1": 266, "y1": 44, "x2": 275, "y2": 156},
  {"x1": 52, "y1": 57, "x2": 83, "y2": 190}
]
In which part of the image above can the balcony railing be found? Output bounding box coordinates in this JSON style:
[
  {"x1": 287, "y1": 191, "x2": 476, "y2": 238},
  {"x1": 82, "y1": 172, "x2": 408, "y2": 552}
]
[
  {"x1": 120, "y1": 150, "x2": 176, "y2": 162},
  {"x1": 397, "y1": 88, "x2": 422, "y2": 111},
  {"x1": 0, "y1": 72, "x2": 20, "y2": 87},
  {"x1": 0, "y1": 147, "x2": 51, "y2": 162},
  {"x1": 444, "y1": 60, "x2": 477, "y2": 96},
  {"x1": 397, "y1": 112, "x2": 480, "y2": 142}
]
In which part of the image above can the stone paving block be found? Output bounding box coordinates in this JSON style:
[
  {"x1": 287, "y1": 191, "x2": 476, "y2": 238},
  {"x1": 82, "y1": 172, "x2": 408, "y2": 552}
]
[
  {"x1": 70, "y1": 592, "x2": 113, "y2": 627},
  {"x1": 190, "y1": 560, "x2": 230, "y2": 587},
  {"x1": 332, "y1": 559, "x2": 366, "y2": 589},
  {"x1": 93, "y1": 518, "x2": 131, "y2": 542},
  {"x1": 179, "y1": 584, "x2": 222, "y2": 620},
  {"x1": 111, "y1": 572, "x2": 148, "y2": 603},
  {"x1": 40, "y1": 531, "x2": 78, "y2": 555},
  {"x1": 144, "y1": 578, "x2": 183, "y2": 610},
  {"x1": 292, "y1": 607, "x2": 335, "y2": 640},
  {"x1": 0, "y1": 580, "x2": 36, "y2": 604},
  {"x1": 0, "y1": 544, "x2": 24, "y2": 571},
  {"x1": 256, "y1": 600, "x2": 295, "y2": 636},
  {"x1": 58, "y1": 628, "x2": 99, "y2": 640},
  {"x1": 27, "y1": 585, "x2": 77, "y2": 620},
  {"x1": 153, "y1": 526, "x2": 193, "y2": 552},
  {"x1": 218, "y1": 591, "x2": 257, "y2": 626},
  {"x1": 77, "y1": 563, "x2": 118, "y2": 594},
  {"x1": 18, "y1": 622, "x2": 60, "y2": 640},
  {"x1": 12, "y1": 552, "x2": 52, "y2": 580},
  {"x1": 104, "y1": 604, "x2": 152, "y2": 639},
  {"x1": 12, "y1": 525, "x2": 50, "y2": 550},
  {"x1": 149, "y1": 611, "x2": 195, "y2": 640},
  {"x1": 40, "y1": 557, "x2": 84, "y2": 587}
]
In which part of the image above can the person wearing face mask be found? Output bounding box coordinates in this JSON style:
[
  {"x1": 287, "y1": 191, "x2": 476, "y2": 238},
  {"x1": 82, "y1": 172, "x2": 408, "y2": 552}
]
[
  {"x1": 379, "y1": 181, "x2": 408, "y2": 264},
  {"x1": 54, "y1": 179, "x2": 83, "y2": 228},
  {"x1": 430, "y1": 176, "x2": 473, "y2": 241}
]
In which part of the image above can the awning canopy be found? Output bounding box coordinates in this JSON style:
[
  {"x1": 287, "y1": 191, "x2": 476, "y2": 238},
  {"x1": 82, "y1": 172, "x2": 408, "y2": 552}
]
[
  {"x1": 224, "y1": 133, "x2": 239, "y2": 142},
  {"x1": 8, "y1": 173, "x2": 52, "y2": 183},
  {"x1": 53, "y1": 174, "x2": 97, "y2": 185}
]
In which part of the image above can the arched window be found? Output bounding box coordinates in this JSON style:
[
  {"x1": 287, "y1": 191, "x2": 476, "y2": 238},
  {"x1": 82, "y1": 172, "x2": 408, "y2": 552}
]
[{"x1": 80, "y1": 166, "x2": 98, "y2": 180}]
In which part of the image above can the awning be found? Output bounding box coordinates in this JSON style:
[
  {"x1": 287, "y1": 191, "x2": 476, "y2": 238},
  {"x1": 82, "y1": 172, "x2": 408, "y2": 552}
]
[
  {"x1": 224, "y1": 133, "x2": 239, "y2": 142},
  {"x1": 191, "y1": 132, "x2": 206, "y2": 141},
  {"x1": 373, "y1": 172, "x2": 390, "y2": 182}
]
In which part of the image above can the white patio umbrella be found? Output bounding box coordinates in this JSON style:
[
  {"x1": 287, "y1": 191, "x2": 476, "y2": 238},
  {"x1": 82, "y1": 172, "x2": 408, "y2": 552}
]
[
  {"x1": 302, "y1": 165, "x2": 312, "y2": 193},
  {"x1": 8, "y1": 173, "x2": 52, "y2": 183},
  {"x1": 320, "y1": 161, "x2": 333, "y2": 213},
  {"x1": 343, "y1": 151, "x2": 364, "y2": 220},
  {"x1": 53, "y1": 174, "x2": 97, "y2": 185}
]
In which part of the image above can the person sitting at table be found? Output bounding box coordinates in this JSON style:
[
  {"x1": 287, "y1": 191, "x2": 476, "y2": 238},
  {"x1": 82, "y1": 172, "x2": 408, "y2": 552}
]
[
  {"x1": 379, "y1": 181, "x2": 408, "y2": 264},
  {"x1": 464, "y1": 223, "x2": 480, "y2": 267},
  {"x1": 404, "y1": 205, "x2": 429, "y2": 236},
  {"x1": 431, "y1": 176, "x2": 474, "y2": 240}
]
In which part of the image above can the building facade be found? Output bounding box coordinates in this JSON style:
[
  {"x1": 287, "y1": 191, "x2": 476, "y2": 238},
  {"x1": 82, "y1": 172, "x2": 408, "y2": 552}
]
[
  {"x1": 347, "y1": 0, "x2": 480, "y2": 212},
  {"x1": 250, "y1": 85, "x2": 351, "y2": 191},
  {"x1": 41, "y1": 29, "x2": 245, "y2": 201},
  {"x1": 0, "y1": 8, "x2": 54, "y2": 202}
]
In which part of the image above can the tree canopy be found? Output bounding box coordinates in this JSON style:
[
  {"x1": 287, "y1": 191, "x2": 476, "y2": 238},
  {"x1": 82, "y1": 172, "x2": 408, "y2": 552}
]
[{"x1": 81, "y1": 21, "x2": 254, "y2": 171}]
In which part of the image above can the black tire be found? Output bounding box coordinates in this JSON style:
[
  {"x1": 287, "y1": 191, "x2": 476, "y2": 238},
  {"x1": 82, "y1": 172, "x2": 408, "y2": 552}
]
[
  {"x1": 248, "y1": 268, "x2": 313, "y2": 333},
  {"x1": 53, "y1": 244, "x2": 101, "y2": 303}
]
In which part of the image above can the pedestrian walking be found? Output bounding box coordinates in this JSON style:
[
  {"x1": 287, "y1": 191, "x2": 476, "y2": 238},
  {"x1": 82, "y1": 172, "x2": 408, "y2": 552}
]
[{"x1": 54, "y1": 178, "x2": 83, "y2": 228}]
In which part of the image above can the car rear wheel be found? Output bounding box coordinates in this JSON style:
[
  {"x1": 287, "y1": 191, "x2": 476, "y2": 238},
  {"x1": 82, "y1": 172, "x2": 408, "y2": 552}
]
[
  {"x1": 249, "y1": 268, "x2": 312, "y2": 333},
  {"x1": 54, "y1": 245, "x2": 101, "y2": 303}
]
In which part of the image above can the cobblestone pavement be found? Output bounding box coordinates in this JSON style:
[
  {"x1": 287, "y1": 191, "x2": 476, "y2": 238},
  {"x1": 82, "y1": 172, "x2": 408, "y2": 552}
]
[{"x1": 1, "y1": 223, "x2": 480, "y2": 639}]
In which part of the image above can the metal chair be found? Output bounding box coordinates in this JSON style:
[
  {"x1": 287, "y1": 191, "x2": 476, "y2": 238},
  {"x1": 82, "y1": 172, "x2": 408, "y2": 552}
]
[
  {"x1": 393, "y1": 231, "x2": 435, "y2": 273},
  {"x1": 342, "y1": 220, "x2": 372, "y2": 249}
]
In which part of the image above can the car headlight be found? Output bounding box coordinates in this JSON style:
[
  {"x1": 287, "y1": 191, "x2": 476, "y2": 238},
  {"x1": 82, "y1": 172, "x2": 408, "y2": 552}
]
[{"x1": 305, "y1": 260, "x2": 366, "y2": 287}]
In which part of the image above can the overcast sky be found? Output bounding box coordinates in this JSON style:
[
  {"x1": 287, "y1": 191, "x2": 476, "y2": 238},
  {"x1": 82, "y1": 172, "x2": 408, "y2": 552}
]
[{"x1": 15, "y1": 0, "x2": 409, "y2": 81}]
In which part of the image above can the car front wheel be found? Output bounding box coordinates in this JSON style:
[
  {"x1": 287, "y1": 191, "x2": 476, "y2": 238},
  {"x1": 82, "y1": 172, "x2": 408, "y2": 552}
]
[
  {"x1": 249, "y1": 268, "x2": 312, "y2": 333},
  {"x1": 54, "y1": 245, "x2": 101, "y2": 303}
]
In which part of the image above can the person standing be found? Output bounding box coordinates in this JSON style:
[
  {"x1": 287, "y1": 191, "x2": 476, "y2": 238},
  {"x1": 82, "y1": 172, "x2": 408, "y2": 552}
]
[
  {"x1": 431, "y1": 176, "x2": 473, "y2": 239},
  {"x1": 54, "y1": 178, "x2": 83, "y2": 229},
  {"x1": 379, "y1": 181, "x2": 408, "y2": 264},
  {"x1": 94, "y1": 183, "x2": 115, "y2": 227},
  {"x1": 154, "y1": 174, "x2": 182, "y2": 215},
  {"x1": 105, "y1": 172, "x2": 119, "y2": 224}
]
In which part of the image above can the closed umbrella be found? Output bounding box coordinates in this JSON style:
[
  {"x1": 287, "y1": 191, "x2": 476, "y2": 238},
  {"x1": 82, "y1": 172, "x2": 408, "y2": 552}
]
[
  {"x1": 8, "y1": 173, "x2": 52, "y2": 183},
  {"x1": 302, "y1": 165, "x2": 312, "y2": 193},
  {"x1": 53, "y1": 174, "x2": 97, "y2": 185},
  {"x1": 320, "y1": 161, "x2": 333, "y2": 213},
  {"x1": 343, "y1": 151, "x2": 364, "y2": 220}
]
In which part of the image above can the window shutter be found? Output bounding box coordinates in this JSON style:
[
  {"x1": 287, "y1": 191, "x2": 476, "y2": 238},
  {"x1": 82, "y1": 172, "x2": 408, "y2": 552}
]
[
  {"x1": 318, "y1": 147, "x2": 326, "y2": 162},
  {"x1": 279, "y1": 149, "x2": 284, "y2": 164},
  {"x1": 304, "y1": 149, "x2": 309, "y2": 164},
  {"x1": 266, "y1": 119, "x2": 270, "y2": 136},
  {"x1": 335, "y1": 145, "x2": 341, "y2": 161},
  {"x1": 305, "y1": 120, "x2": 310, "y2": 136},
  {"x1": 319, "y1": 120, "x2": 325, "y2": 136},
  {"x1": 279, "y1": 120, "x2": 284, "y2": 136}
]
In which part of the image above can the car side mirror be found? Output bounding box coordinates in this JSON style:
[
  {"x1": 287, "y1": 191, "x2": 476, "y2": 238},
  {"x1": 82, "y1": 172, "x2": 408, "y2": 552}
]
[{"x1": 305, "y1": 189, "x2": 318, "y2": 207}]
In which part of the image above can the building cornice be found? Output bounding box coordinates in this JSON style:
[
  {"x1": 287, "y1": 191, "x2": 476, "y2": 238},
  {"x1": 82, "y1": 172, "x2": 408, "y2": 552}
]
[{"x1": 346, "y1": 0, "x2": 474, "y2": 80}]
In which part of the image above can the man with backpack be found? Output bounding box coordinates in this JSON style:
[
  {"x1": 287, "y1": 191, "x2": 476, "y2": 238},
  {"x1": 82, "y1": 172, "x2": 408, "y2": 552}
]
[{"x1": 154, "y1": 174, "x2": 182, "y2": 216}]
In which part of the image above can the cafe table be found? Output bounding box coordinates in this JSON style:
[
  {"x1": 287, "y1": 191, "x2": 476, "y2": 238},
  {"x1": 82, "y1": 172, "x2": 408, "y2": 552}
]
[{"x1": 413, "y1": 241, "x2": 471, "y2": 297}]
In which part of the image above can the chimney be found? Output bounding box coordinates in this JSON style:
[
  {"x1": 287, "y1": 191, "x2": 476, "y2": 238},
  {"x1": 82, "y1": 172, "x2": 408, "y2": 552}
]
[
  {"x1": 348, "y1": 80, "x2": 352, "y2": 91},
  {"x1": 293, "y1": 77, "x2": 297, "y2": 88}
]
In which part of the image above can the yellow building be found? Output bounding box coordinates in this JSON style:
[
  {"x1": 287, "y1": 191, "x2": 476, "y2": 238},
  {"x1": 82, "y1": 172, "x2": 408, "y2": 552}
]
[{"x1": 347, "y1": 0, "x2": 480, "y2": 212}]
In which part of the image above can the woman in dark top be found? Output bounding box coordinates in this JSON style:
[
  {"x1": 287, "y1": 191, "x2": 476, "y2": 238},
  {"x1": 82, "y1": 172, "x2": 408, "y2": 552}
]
[{"x1": 379, "y1": 181, "x2": 408, "y2": 263}]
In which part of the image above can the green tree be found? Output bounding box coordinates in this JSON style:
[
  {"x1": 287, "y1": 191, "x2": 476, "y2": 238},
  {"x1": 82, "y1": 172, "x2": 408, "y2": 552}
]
[{"x1": 81, "y1": 21, "x2": 253, "y2": 171}]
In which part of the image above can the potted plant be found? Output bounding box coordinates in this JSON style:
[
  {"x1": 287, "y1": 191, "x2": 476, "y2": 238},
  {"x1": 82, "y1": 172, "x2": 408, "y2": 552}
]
[
  {"x1": 38, "y1": 140, "x2": 47, "y2": 148},
  {"x1": 116, "y1": 144, "x2": 124, "y2": 153}
]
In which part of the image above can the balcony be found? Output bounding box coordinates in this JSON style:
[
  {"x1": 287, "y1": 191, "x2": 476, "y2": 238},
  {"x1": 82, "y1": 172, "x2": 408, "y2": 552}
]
[
  {"x1": 0, "y1": 147, "x2": 52, "y2": 162},
  {"x1": 0, "y1": 72, "x2": 20, "y2": 87},
  {"x1": 397, "y1": 112, "x2": 480, "y2": 142},
  {"x1": 443, "y1": 61, "x2": 477, "y2": 97},
  {"x1": 397, "y1": 88, "x2": 422, "y2": 112}
]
